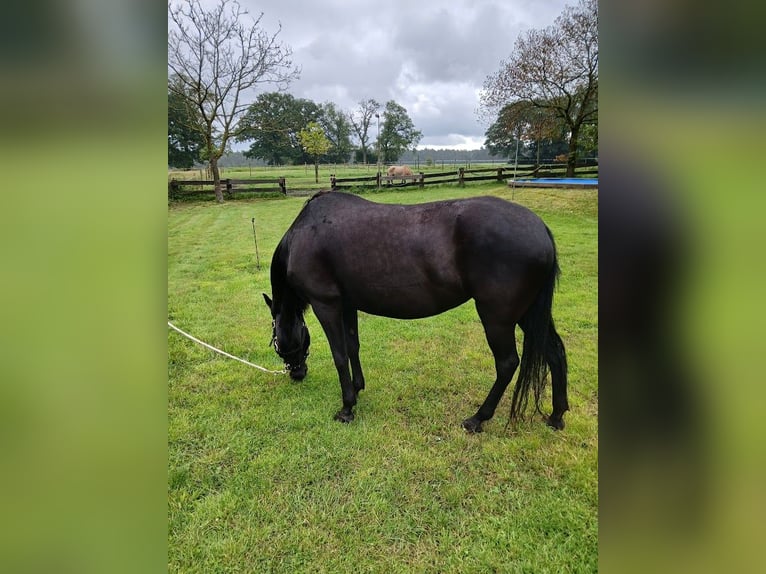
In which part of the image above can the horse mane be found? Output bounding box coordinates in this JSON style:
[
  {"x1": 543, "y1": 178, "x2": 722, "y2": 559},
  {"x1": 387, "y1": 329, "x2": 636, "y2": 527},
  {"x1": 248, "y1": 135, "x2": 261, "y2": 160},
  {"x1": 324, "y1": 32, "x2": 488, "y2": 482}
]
[
  {"x1": 271, "y1": 233, "x2": 309, "y2": 317},
  {"x1": 300, "y1": 190, "x2": 334, "y2": 214},
  {"x1": 306, "y1": 190, "x2": 333, "y2": 203},
  {"x1": 284, "y1": 190, "x2": 335, "y2": 231},
  {"x1": 272, "y1": 190, "x2": 332, "y2": 314}
]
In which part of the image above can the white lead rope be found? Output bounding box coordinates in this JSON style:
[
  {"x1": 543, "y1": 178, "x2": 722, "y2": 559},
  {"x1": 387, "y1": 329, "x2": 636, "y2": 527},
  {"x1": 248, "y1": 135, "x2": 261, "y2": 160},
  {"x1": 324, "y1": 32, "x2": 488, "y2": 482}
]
[{"x1": 168, "y1": 321, "x2": 287, "y2": 375}]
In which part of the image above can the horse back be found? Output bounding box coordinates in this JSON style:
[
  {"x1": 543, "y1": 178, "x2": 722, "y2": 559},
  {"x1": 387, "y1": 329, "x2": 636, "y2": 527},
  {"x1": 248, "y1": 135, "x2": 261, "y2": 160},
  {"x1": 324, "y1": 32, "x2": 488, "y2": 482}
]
[
  {"x1": 457, "y1": 196, "x2": 555, "y2": 263},
  {"x1": 283, "y1": 193, "x2": 554, "y2": 316}
]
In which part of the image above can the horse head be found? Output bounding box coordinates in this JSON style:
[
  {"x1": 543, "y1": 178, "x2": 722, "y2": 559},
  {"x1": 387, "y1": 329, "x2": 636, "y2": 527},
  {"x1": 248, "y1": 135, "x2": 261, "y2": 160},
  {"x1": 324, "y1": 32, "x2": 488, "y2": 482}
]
[{"x1": 263, "y1": 293, "x2": 310, "y2": 380}]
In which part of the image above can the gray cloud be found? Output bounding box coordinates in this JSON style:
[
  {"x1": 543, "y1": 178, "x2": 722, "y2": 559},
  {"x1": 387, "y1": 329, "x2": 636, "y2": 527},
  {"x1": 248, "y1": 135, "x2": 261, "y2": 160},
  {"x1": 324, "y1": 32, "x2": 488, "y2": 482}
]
[{"x1": 232, "y1": 0, "x2": 570, "y2": 149}]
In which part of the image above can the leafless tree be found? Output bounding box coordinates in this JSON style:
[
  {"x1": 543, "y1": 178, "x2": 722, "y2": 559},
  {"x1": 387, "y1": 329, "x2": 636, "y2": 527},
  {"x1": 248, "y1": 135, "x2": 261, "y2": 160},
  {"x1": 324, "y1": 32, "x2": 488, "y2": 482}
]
[
  {"x1": 349, "y1": 99, "x2": 381, "y2": 166},
  {"x1": 168, "y1": 0, "x2": 299, "y2": 202},
  {"x1": 481, "y1": 0, "x2": 597, "y2": 177}
]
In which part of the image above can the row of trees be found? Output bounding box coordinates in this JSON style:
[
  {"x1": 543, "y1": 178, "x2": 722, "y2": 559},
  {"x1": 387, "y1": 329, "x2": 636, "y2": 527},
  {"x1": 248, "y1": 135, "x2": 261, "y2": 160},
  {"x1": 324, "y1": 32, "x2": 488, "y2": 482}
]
[
  {"x1": 169, "y1": 85, "x2": 423, "y2": 182},
  {"x1": 234, "y1": 94, "x2": 421, "y2": 170},
  {"x1": 171, "y1": 76, "x2": 595, "y2": 177},
  {"x1": 168, "y1": 0, "x2": 421, "y2": 197},
  {"x1": 168, "y1": 0, "x2": 596, "y2": 201}
]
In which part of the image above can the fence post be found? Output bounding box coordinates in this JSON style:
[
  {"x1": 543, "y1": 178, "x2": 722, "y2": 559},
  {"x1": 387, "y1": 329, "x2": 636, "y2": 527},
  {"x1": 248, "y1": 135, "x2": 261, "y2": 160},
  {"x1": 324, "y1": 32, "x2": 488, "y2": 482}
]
[
  {"x1": 458, "y1": 167, "x2": 465, "y2": 187},
  {"x1": 225, "y1": 178, "x2": 233, "y2": 198},
  {"x1": 376, "y1": 171, "x2": 381, "y2": 189},
  {"x1": 419, "y1": 172, "x2": 424, "y2": 188},
  {"x1": 279, "y1": 177, "x2": 286, "y2": 195},
  {"x1": 330, "y1": 174, "x2": 337, "y2": 191},
  {"x1": 497, "y1": 168, "x2": 503, "y2": 182},
  {"x1": 168, "y1": 179, "x2": 177, "y2": 199}
]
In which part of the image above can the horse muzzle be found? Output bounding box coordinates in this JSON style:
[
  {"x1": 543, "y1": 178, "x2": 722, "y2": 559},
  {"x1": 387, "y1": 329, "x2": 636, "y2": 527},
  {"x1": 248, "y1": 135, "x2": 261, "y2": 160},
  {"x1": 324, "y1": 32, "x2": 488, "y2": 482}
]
[{"x1": 288, "y1": 362, "x2": 307, "y2": 381}]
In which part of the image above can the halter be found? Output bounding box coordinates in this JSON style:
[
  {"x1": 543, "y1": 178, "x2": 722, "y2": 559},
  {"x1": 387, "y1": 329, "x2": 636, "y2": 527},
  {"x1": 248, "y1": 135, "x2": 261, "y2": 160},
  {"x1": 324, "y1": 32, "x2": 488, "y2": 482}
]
[{"x1": 270, "y1": 319, "x2": 310, "y2": 370}]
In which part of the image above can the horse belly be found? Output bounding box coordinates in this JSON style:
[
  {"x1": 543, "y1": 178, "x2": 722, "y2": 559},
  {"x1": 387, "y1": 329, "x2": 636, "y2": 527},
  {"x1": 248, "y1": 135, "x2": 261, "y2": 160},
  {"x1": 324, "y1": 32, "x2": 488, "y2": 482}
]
[
  {"x1": 355, "y1": 286, "x2": 468, "y2": 319},
  {"x1": 342, "y1": 258, "x2": 468, "y2": 319}
]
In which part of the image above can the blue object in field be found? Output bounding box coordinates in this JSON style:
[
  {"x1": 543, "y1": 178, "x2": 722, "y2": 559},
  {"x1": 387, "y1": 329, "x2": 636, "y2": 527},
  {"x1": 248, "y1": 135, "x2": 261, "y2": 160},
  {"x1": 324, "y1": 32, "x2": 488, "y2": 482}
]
[{"x1": 511, "y1": 177, "x2": 598, "y2": 188}]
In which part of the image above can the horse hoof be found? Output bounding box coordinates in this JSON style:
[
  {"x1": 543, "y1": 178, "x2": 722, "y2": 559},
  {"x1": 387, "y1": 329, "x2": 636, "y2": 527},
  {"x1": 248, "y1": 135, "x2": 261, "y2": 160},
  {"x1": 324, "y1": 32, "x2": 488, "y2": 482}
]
[
  {"x1": 546, "y1": 416, "x2": 565, "y2": 431},
  {"x1": 334, "y1": 410, "x2": 354, "y2": 423},
  {"x1": 462, "y1": 417, "x2": 483, "y2": 434}
]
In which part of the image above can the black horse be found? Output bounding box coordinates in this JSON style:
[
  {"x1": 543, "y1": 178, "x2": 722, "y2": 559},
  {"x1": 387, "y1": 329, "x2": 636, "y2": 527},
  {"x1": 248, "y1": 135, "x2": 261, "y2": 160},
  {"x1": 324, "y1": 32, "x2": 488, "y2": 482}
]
[{"x1": 263, "y1": 191, "x2": 568, "y2": 432}]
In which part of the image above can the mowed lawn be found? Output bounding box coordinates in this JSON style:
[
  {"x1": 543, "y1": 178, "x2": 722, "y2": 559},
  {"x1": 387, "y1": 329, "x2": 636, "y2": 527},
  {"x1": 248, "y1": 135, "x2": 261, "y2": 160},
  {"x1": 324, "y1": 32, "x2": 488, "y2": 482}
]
[{"x1": 168, "y1": 184, "x2": 597, "y2": 573}]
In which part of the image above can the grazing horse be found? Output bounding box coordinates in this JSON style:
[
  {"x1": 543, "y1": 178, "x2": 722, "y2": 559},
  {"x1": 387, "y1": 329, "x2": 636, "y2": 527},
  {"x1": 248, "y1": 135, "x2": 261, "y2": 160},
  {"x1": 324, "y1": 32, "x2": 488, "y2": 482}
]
[
  {"x1": 386, "y1": 165, "x2": 413, "y2": 183},
  {"x1": 264, "y1": 191, "x2": 568, "y2": 433}
]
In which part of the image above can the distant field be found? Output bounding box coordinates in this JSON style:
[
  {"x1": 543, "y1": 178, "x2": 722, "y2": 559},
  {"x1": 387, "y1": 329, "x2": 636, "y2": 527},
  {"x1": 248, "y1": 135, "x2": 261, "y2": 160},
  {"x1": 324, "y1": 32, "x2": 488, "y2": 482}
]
[
  {"x1": 168, "y1": 161, "x2": 585, "y2": 195},
  {"x1": 168, "y1": 184, "x2": 597, "y2": 573},
  {"x1": 168, "y1": 161, "x2": 517, "y2": 180}
]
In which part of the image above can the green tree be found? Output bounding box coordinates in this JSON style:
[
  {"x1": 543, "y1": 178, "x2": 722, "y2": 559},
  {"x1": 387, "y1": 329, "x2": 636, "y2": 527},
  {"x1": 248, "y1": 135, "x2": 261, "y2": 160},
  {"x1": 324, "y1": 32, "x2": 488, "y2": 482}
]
[
  {"x1": 578, "y1": 121, "x2": 598, "y2": 156},
  {"x1": 353, "y1": 149, "x2": 378, "y2": 165},
  {"x1": 484, "y1": 101, "x2": 562, "y2": 165},
  {"x1": 236, "y1": 92, "x2": 320, "y2": 165},
  {"x1": 318, "y1": 102, "x2": 354, "y2": 164},
  {"x1": 377, "y1": 101, "x2": 422, "y2": 164},
  {"x1": 168, "y1": 0, "x2": 298, "y2": 202},
  {"x1": 299, "y1": 122, "x2": 331, "y2": 183},
  {"x1": 483, "y1": 116, "x2": 520, "y2": 160},
  {"x1": 349, "y1": 99, "x2": 380, "y2": 165},
  {"x1": 168, "y1": 81, "x2": 205, "y2": 168},
  {"x1": 481, "y1": 0, "x2": 597, "y2": 176}
]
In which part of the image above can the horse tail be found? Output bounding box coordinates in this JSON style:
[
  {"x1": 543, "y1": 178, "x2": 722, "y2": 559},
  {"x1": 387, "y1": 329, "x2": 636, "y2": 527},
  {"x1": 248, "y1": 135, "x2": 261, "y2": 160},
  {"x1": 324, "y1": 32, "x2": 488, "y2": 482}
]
[{"x1": 511, "y1": 226, "x2": 566, "y2": 422}]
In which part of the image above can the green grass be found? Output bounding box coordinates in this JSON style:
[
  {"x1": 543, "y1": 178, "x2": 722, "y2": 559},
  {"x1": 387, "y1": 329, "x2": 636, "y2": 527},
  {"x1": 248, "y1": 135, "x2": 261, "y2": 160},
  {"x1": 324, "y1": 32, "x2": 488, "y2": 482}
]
[{"x1": 168, "y1": 184, "x2": 597, "y2": 573}]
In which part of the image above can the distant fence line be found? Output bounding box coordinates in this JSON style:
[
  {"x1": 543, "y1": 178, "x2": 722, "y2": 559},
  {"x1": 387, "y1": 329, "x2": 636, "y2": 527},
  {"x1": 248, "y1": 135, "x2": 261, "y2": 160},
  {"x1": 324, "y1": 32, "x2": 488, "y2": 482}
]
[
  {"x1": 332, "y1": 161, "x2": 598, "y2": 191},
  {"x1": 168, "y1": 160, "x2": 597, "y2": 200}
]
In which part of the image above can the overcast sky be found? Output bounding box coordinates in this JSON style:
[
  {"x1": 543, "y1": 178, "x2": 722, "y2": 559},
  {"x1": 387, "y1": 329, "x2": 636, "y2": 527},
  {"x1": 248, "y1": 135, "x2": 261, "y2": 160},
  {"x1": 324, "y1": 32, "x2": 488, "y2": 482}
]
[{"x1": 227, "y1": 0, "x2": 571, "y2": 150}]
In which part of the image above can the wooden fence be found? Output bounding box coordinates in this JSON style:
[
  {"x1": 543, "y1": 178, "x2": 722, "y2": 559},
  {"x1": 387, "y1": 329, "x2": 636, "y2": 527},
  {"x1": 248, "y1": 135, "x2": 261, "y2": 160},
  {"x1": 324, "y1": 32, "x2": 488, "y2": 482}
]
[
  {"x1": 168, "y1": 177, "x2": 286, "y2": 199},
  {"x1": 168, "y1": 160, "x2": 598, "y2": 199},
  {"x1": 330, "y1": 172, "x2": 428, "y2": 189},
  {"x1": 330, "y1": 161, "x2": 598, "y2": 191}
]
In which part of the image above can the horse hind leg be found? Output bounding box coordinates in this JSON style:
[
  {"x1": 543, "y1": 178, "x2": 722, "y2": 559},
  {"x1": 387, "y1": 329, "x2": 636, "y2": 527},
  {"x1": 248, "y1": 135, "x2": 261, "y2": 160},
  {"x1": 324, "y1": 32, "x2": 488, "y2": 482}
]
[
  {"x1": 516, "y1": 312, "x2": 569, "y2": 430},
  {"x1": 462, "y1": 311, "x2": 520, "y2": 433},
  {"x1": 545, "y1": 323, "x2": 569, "y2": 430}
]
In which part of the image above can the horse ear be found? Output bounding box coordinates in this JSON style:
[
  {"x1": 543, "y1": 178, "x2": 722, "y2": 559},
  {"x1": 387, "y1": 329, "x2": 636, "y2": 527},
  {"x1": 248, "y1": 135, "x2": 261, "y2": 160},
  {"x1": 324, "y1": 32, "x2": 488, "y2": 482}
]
[{"x1": 263, "y1": 293, "x2": 273, "y2": 310}]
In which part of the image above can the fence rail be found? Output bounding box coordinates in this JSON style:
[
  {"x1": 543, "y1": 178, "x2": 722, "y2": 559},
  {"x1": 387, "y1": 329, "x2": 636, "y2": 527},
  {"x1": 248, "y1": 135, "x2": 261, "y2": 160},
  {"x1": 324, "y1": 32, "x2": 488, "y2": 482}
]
[{"x1": 168, "y1": 177, "x2": 286, "y2": 199}]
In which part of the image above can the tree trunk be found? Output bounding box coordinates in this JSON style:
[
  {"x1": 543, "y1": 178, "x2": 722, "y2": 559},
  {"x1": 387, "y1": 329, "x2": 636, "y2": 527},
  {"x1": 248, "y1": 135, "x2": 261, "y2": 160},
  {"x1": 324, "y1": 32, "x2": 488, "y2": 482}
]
[
  {"x1": 566, "y1": 126, "x2": 580, "y2": 178},
  {"x1": 211, "y1": 156, "x2": 224, "y2": 203},
  {"x1": 536, "y1": 139, "x2": 541, "y2": 168},
  {"x1": 314, "y1": 160, "x2": 319, "y2": 184}
]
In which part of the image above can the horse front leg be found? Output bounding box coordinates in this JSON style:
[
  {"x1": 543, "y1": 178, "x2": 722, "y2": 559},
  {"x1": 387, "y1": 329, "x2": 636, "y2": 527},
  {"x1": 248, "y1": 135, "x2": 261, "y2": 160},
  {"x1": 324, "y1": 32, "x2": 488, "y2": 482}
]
[
  {"x1": 312, "y1": 300, "x2": 357, "y2": 423},
  {"x1": 343, "y1": 306, "x2": 365, "y2": 393}
]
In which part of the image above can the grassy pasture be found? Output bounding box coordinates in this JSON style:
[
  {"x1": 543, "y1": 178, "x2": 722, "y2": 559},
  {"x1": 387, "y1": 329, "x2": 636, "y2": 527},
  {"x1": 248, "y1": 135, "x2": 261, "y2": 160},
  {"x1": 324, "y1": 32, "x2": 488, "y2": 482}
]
[
  {"x1": 168, "y1": 184, "x2": 597, "y2": 572},
  {"x1": 168, "y1": 162, "x2": 515, "y2": 181}
]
